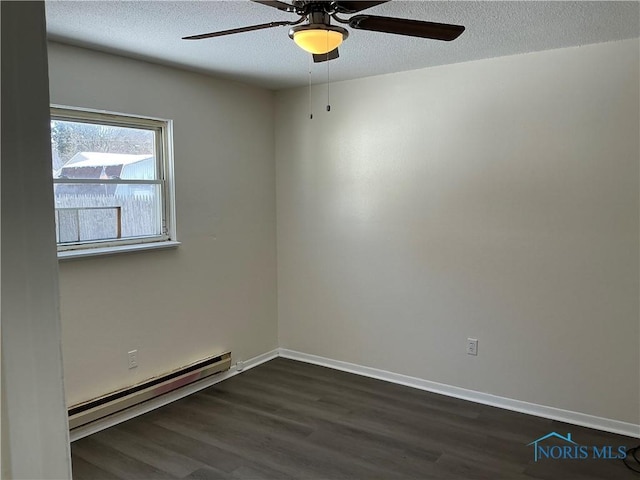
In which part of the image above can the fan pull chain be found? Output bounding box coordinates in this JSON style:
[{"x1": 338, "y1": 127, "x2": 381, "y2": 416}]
[
  {"x1": 308, "y1": 56, "x2": 313, "y2": 120},
  {"x1": 326, "y1": 52, "x2": 331, "y2": 112}
]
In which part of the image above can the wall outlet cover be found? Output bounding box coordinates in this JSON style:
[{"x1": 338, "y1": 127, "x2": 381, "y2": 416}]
[
  {"x1": 467, "y1": 338, "x2": 478, "y2": 356},
  {"x1": 128, "y1": 350, "x2": 138, "y2": 369}
]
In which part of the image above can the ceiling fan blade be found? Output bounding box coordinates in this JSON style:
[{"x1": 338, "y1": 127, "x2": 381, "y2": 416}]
[
  {"x1": 334, "y1": 1, "x2": 389, "y2": 13},
  {"x1": 251, "y1": 0, "x2": 295, "y2": 12},
  {"x1": 349, "y1": 15, "x2": 465, "y2": 41},
  {"x1": 183, "y1": 21, "x2": 295, "y2": 40},
  {"x1": 313, "y1": 48, "x2": 339, "y2": 63}
]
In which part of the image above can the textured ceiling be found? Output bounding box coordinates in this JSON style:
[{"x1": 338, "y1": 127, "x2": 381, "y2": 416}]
[{"x1": 45, "y1": 1, "x2": 640, "y2": 90}]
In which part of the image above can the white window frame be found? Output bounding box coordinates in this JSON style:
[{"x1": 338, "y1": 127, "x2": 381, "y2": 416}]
[{"x1": 51, "y1": 105, "x2": 178, "y2": 259}]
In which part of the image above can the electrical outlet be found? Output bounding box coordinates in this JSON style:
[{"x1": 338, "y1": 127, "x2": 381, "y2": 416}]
[
  {"x1": 467, "y1": 338, "x2": 478, "y2": 356},
  {"x1": 128, "y1": 350, "x2": 138, "y2": 369}
]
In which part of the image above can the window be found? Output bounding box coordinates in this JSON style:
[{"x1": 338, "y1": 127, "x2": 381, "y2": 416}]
[{"x1": 51, "y1": 106, "x2": 177, "y2": 257}]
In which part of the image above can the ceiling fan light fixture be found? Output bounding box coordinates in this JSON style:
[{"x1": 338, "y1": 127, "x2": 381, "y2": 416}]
[{"x1": 289, "y1": 24, "x2": 348, "y2": 55}]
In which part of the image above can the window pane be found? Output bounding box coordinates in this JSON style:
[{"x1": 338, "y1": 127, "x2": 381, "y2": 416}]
[
  {"x1": 54, "y1": 183, "x2": 163, "y2": 243},
  {"x1": 51, "y1": 120, "x2": 156, "y2": 180}
]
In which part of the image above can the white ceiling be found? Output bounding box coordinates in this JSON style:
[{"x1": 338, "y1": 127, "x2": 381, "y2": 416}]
[{"x1": 45, "y1": 1, "x2": 639, "y2": 90}]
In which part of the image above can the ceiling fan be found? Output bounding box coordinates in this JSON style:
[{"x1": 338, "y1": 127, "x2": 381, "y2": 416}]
[{"x1": 183, "y1": 1, "x2": 465, "y2": 63}]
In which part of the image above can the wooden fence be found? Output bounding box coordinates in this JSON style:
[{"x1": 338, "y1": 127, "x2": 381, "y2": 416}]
[{"x1": 54, "y1": 194, "x2": 160, "y2": 243}]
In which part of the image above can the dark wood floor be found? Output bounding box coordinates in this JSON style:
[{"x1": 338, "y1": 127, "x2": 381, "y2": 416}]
[{"x1": 71, "y1": 358, "x2": 639, "y2": 479}]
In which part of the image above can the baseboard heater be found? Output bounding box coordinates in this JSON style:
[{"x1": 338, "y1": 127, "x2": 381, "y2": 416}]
[{"x1": 68, "y1": 351, "x2": 231, "y2": 430}]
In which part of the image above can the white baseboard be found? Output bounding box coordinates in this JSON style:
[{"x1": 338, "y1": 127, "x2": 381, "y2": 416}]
[
  {"x1": 69, "y1": 349, "x2": 279, "y2": 442},
  {"x1": 278, "y1": 348, "x2": 640, "y2": 439}
]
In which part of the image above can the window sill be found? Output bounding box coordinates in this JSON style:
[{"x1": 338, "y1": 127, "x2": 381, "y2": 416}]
[{"x1": 58, "y1": 240, "x2": 181, "y2": 261}]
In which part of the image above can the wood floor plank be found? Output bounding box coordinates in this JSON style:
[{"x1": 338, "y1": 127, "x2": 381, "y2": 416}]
[
  {"x1": 262, "y1": 359, "x2": 485, "y2": 420},
  {"x1": 303, "y1": 423, "x2": 442, "y2": 478},
  {"x1": 70, "y1": 358, "x2": 638, "y2": 479},
  {"x1": 180, "y1": 466, "x2": 236, "y2": 480},
  {"x1": 152, "y1": 403, "x2": 406, "y2": 480},
  {"x1": 256, "y1": 361, "x2": 482, "y2": 421},
  {"x1": 434, "y1": 452, "x2": 531, "y2": 480},
  {"x1": 90, "y1": 426, "x2": 208, "y2": 478},
  {"x1": 71, "y1": 454, "x2": 122, "y2": 480},
  {"x1": 72, "y1": 437, "x2": 179, "y2": 479},
  {"x1": 117, "y1": 419, "x2": 248, "y2": 474}
]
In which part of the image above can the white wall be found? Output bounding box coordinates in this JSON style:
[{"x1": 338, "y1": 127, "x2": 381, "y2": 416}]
[
  {"x1": 1, "y1": 3, "x2": 72, "y2": 477},
  {"x1": 276, "y1": 39, "x2": 640, "y2": 424},
  {"x1": 47, "y1": 43, "x2": 278, "y2": 406}
]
